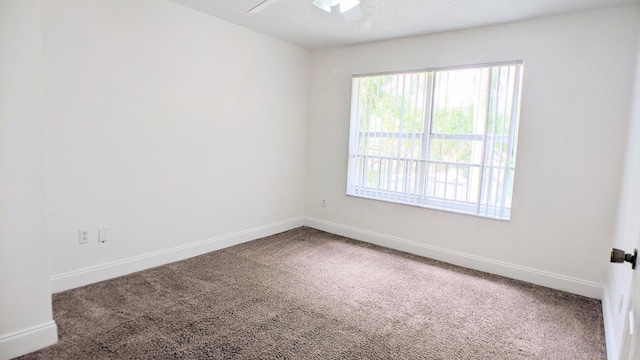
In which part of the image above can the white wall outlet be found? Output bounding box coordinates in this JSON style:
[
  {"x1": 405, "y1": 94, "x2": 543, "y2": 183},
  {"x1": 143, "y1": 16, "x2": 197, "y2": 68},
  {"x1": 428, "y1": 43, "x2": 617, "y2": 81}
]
[
  {"x1": 321, "y1": 199, "x2": 326, "y2": 207},
  {"x1": 98, "y1": 226, "x2": 109, "y2": 243},
  {"x1": 78, "y1": 229, "x2": 89, "y2": 244}
]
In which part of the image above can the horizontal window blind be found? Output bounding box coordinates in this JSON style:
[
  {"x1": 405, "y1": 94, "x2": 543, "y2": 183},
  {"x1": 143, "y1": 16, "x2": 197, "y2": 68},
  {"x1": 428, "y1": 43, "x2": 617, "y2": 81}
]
[{"x1": 347, "y1": 62, "x2": 523, "y2": 220}]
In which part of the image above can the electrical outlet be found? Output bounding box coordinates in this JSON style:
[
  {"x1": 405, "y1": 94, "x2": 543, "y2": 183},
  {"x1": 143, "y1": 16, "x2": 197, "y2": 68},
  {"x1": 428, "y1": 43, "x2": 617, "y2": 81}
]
[
  {"x1": 79, "y1": 229, "x2": 89, "y2": 244},
  {"x1": 321, "y1": 199, "x2": 326, "y2": 207},
  {"x1": 98, "y1": 226, "x2": 109, "y2": 243}
]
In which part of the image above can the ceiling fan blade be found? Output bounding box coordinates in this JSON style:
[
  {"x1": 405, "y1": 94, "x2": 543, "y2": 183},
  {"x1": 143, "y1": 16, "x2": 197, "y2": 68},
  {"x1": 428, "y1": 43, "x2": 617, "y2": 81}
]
[
  {"x1": 247, "y1": 0, "x2": 282, "y2": 14},
  {"x1": 339, "y1": 0, "x2": 359, "y2": 13},
  {"x1": 343, "y1": 5, "x2": 362, "y2": 22}
]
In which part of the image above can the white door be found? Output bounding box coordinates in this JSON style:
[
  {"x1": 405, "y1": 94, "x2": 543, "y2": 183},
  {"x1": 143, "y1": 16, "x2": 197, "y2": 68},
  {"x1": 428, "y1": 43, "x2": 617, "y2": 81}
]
[
  {"x1": 631, "y1": 265, "x2": 639, "y2": 358},
  {"x1": 621, "y1": 238, "x2": 640, "y2": 359}
]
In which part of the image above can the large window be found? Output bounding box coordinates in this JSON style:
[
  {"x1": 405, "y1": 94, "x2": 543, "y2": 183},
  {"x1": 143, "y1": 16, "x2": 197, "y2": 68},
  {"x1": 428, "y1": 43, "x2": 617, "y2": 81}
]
[{"x1": 346, "y1": 62, "x2": 523, "y2": 220}]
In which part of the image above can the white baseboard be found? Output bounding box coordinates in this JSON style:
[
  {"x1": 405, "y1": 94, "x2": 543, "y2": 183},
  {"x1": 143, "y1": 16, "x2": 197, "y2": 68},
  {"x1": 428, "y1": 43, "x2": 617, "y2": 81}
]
[
  {"x1": 51, "y1": 217, "x2": 305, "y2": 293},
  {"x1": 0, "y1": 320, "x2": 57, "y2": 360},
  {"x1": 304, "y1": 217, "x2": 604, "y2": 299},
  {"x1": 602, "y1": 287, "x2": 619, "y2": 360}
]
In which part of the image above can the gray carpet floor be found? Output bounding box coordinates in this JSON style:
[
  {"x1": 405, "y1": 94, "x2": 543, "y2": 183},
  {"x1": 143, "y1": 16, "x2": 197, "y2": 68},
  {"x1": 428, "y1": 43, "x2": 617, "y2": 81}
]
[{"x1": 21, "y1": 227, "x2": 606, "y2": 359}]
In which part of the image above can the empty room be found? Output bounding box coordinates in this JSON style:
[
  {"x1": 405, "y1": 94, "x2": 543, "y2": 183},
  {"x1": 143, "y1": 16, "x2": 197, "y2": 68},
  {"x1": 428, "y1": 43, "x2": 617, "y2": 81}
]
[{"x1": 2, "y1": 0, "x2": 640, "y2": 359}]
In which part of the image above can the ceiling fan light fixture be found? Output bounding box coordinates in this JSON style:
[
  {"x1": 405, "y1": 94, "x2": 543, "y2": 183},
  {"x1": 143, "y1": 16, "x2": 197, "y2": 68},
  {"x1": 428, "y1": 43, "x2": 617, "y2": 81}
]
[
  {"x1": 339, "y1": 0, "x2": 359, "y2": 13},
  {"x1": 312, "y1": 0, "x2": 337, "y2": 12}
]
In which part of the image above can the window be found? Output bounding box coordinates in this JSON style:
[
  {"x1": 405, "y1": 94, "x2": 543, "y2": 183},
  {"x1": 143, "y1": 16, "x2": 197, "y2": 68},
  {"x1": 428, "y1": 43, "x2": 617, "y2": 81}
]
[{"x1": 346, "y1": 62, "x2": 523, "y2": 220}]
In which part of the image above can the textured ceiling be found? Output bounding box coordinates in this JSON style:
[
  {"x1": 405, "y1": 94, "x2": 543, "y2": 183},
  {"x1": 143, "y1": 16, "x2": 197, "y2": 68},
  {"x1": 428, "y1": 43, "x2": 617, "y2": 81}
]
[{"x1": 168, "y1": 0, "x2": 638, "y2": 49}]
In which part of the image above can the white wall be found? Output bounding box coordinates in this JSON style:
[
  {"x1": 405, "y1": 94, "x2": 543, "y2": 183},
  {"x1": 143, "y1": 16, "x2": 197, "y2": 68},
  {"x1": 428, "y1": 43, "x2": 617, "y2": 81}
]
[
  {"x1": 41, "y1": 0, "x2": 309, "y2": 290},
  {"x1": 0, "y1": 1, "x2": 58, "y2": 359},
  {"x1": 605, "y1": 35, "x2": 640, "y2": 360},
  {"x1": 4, "y1": 1, "x2": 638, "y2": 357},
  {"x1": 305, "y1": 5, "x2": 640, "y2": 298}
]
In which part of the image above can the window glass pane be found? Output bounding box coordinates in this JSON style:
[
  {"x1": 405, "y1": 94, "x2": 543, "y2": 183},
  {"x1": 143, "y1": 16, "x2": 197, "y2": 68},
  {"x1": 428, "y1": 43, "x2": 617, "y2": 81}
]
[
  {"x1": 428, "y1": 139, "x2": 476, "y2": 164},
  {"x1": 347, "y1": 62, "x2": 523, "y2": 220},
  {"x1": 432, "y1": 68, "x2": 489, "y2": 135}
]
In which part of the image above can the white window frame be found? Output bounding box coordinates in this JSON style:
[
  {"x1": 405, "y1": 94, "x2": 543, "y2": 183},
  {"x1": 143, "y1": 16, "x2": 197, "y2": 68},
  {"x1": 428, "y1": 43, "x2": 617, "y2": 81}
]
[{"x1": 346, "y1": 61, "x2": 524, "y2": 220}]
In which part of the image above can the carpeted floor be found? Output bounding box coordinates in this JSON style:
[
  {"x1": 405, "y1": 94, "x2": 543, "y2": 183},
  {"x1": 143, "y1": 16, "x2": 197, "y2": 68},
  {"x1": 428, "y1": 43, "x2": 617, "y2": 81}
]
[{"x1": 20, "y1": 227, "x2": 606, "y2": 359}]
